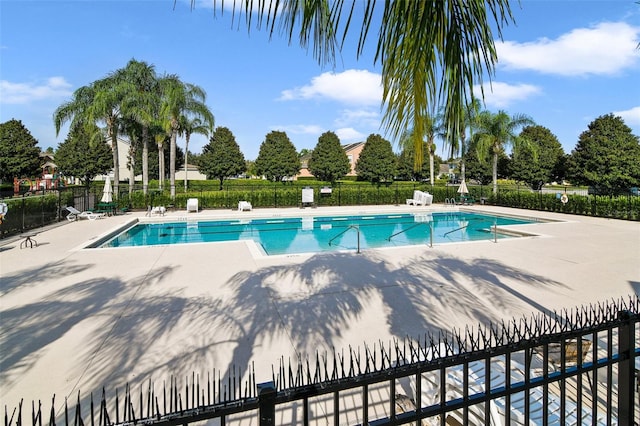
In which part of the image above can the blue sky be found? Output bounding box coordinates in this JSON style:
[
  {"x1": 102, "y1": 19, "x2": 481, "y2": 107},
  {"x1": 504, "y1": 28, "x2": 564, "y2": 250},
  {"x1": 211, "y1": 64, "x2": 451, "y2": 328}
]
[{"x1": 1, "y1": 1, "x2": 639, "y2": 161}]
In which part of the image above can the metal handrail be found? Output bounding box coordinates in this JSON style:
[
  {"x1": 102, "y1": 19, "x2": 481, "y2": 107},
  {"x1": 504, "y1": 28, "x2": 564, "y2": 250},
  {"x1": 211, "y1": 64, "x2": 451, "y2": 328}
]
[
  {"x1": 442, "y1": 224, "x2": 468, "y2": 238},
  {"x1": 328, "y1": 225, "x2": 361, "y2": 253},
  {"x1": 386, "y1": 221, "x2": 434, "y2": 248},
  {"x1": 386, "y1": 222, "x2": 426, "y2": 241}
]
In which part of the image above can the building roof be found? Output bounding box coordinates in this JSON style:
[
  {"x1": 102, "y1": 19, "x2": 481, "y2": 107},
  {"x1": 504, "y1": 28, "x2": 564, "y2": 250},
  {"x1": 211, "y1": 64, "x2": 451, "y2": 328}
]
[{"x1": 342, "y1": 142, "x2": 365, "y2": 152}]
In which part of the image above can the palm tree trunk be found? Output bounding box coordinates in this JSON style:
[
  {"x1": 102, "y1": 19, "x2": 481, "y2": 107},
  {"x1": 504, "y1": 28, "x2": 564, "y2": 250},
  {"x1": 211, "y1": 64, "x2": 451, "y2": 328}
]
[
  {"x1": 170, "y1": 129, "x2": 177, "y2": 199},
  {"x1": 128, "y1": 145, "x2": 135, "y2": 195},
  {"x1": 184, "y1": 134, "x2": 190, "y2": 193},
  {"x1": 460, "y1": 135, "x2": 467, "y2": 182},
  {"x1": 142, "y1": 126, "x2": 149, "y2": 195},
  {"x1": 429, "y1": 152, "x2": 434, "y2": 186},
  {"x1": 110, "y1": 128, "x2": 119, "y2": 199},
  {"x1": 158, "y1": 142, "x2": 164, "y2": 190},
  {"x1": 492, "y1": 152, "x2": 498, "y2": 194}
]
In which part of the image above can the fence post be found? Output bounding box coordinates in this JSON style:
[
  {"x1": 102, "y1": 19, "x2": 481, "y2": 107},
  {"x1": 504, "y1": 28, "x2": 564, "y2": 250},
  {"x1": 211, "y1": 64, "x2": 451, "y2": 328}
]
[
  {"x1": 257, "y1": 382, "x2": 276, "y2": 426},
  {"x1": 617, "y1": 310, "x2": 635, "y2": 424}
]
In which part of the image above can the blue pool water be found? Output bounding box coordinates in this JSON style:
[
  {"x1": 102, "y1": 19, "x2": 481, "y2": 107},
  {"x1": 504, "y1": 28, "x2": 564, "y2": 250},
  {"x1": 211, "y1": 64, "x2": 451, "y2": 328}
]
[{"x1": 96, "y1": 212, "x2": 538, "y2": 255}]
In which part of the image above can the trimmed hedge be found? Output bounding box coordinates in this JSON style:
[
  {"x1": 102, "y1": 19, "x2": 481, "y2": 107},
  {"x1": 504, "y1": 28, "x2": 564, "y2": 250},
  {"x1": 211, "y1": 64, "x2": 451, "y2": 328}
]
[
  {"x1": 491, "y1": 190, "x2": 639, "y2": 220},
  {"x1": 2, "y1": 182, "x2": 636, "y2": 240}
]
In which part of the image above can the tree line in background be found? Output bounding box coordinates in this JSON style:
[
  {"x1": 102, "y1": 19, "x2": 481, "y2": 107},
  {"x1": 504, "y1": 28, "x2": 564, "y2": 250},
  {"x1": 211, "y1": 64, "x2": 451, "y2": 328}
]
[{"x1": 2, "y1": 107, "x2": 639, "y2": 197}]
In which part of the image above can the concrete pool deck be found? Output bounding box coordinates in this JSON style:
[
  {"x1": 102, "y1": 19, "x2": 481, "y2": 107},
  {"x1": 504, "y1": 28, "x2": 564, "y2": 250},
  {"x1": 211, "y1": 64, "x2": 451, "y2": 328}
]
[{"x1": 1, "y1": 204, "x2": 639, "y2": 413}]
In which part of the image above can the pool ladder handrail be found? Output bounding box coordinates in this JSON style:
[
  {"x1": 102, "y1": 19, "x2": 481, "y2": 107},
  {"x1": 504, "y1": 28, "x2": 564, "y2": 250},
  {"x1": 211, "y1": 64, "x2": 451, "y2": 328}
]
[
  {"x1": 328, "y1": 225, "x2": 361, "y2": 254},
  {"x1": 386, "y1": 222, "x2": 434, "y2": 247},
  {"x1": 442, "y1": 224, "x2": 469, "y2": 238}
]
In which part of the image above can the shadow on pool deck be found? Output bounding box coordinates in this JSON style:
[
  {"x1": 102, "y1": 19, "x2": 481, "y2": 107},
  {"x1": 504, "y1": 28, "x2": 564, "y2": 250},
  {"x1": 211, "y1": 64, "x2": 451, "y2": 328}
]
[
  {"x1": 1, "y1": 249, "x2": 566, "y2": 411},
  {"x1": 1, "y1": 206, "x2": 637, "y2": 417},
  {"x1": 217, "y1": 251, "x2": 567, "y2": 384}
]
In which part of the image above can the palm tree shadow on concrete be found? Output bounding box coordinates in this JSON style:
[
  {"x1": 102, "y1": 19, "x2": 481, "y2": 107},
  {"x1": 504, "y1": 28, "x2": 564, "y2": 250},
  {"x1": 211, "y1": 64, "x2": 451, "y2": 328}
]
[
  {"x1": 219, "y1": 250, "x2": 568, "y2": 386},
  {"x1": 2, "y1": 248, "x2": 570, "y2": 420},
  {"x1": 1, "y1": 263, "x2": 183, "y2": 412},
  {"x1": 0, "y1": 259, "x2": 93, "y2": 296}
]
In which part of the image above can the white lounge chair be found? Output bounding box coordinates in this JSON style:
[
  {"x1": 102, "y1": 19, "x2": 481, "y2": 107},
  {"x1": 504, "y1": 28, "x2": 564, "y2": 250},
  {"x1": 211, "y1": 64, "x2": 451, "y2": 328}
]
[
  {"x1": 238, "y1": 201, "x2": 252, "y2": 211},
  {"x1": 406, "y1": 190, "x2": 424, "y2": 206},
  {"x1": 65, "y1": 206, "x2": 105, "y2": 221},
  {"x1": 146, "y1": 206, "x2": 166, "y2": 216},
  {"x1": 406, "y1": 190, "x2": 433, "y2": 206},
  {"x1": 186, "y1": 198, "x2": 199, "y2": 213},
  {"x1": 423, "y1": 191, "x2": 433, "y2": 205}
]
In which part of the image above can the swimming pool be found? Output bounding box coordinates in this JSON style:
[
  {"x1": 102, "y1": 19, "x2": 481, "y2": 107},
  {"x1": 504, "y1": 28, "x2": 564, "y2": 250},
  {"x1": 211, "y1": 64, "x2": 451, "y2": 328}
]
[{"x1": 95, "y1": 212, "x2": 539, "y2": 255}]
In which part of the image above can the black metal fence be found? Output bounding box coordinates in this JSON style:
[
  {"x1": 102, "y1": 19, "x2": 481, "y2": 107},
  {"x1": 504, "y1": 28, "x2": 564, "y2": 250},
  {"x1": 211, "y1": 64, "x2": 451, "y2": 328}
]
[
  {"x1": 0, "y1": 187, "x2": 99, "y2": 239},
  {"x1": 5, "y1": 296, "x2": 638, "y2": 426},
  {"x1": 1, "y1": 183, "x2": 637, "y2": 240}
]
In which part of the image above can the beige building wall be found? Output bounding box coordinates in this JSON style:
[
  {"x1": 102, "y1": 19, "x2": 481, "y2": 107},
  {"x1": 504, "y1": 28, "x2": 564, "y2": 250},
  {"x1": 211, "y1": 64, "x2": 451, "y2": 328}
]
[
  {"x1": 176, "y1": 166, "x2": 207, "y2": 181},
  {"x1": 296, "y1": 142, "x2": 365, "y2": 179},
  {"x1": 344, "y1": 142, "x2": 365, "y2": 176}
]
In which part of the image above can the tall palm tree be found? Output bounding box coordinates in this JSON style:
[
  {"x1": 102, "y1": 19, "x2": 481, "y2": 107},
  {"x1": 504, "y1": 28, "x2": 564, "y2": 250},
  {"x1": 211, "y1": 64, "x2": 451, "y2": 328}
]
[
  {"x1": 151, "y1": 123, "x2": 168, "y2": 189},
  {"x1": 54, "y1": 75, "x2": 126, "y2": 197},
  {"x1": 118, "y1": 59, "x2": 160, "y2": 195},
  {"x1": 444, "y1": 97, "x2": 482, "y2": 182},
  {"x1": 202, "y1": 0, "x2": 514, "y2": 172},
  {"x1": 179, "y1": 116, "x2": 213, "y2": 192},
  {"x1": 159, "y1": 75, "x2": 214, "y2": 199},
  {"x1": 472, "y1": 110, "x2": 534, "y2": 194},
  {"x1": 119, "y1": 117, "x2": 143, "y2": 194}
]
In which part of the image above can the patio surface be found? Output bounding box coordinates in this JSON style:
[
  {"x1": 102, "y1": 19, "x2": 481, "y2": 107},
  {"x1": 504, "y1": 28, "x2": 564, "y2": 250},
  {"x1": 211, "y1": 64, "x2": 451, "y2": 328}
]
[{"x1": 1, "y1": 204, "x2": 639, "y2": 415}]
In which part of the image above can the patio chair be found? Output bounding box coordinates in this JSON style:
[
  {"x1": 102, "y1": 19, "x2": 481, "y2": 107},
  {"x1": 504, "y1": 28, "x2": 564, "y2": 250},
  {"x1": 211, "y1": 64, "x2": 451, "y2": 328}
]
[
  {"x1": 186, "y1": 198, "x2": 199, "y2": 213},
  {"x1": 65, "y1": 206, "x2": 105, "y2": 221},
  {"x1": 238, "y1": 201, "x2": 252, "y2": 211},
  {"x1": 406, "y1": 190, "x2": 425, "y2": 206}
]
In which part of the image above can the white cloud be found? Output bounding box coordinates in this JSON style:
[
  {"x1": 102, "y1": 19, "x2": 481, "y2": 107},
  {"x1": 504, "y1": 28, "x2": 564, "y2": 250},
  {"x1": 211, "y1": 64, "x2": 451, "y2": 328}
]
[
  {"x1": 474, "y1": 81, "x2": 541, "y2": 108},
  {"x1": 335, "y1": 108, "x2": 380, "y2": 128},
  {"x1": 614, "y1": 106, "x2": 640, "y2": 125},
  {"x1": 271, "y1": 124, "x2": 325, "y2": 135},
  {"x1": 496, "y1": 22, "x2": 640, "y2": 76},
  {"x1": 0, "y1": 77, "x2": 72, "y2": 104},
  {"x1": 335, "y1": 128, "x2": 365, "y2": 141},
  {"x1": 279, "y1": 69, "x2": 382, "y2": 106}
]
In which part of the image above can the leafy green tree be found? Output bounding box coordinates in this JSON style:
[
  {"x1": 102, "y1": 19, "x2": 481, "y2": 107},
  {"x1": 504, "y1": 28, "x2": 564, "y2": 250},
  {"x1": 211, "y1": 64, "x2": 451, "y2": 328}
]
[
  {"x1": 199, "y1": 127, "x2": 246, "y2": 189},
  {"x1": 55, "y1": 123, "x2": 112, "y2": 189},
  {"x1": 299, "y1": 148, "x2": 312, "y2": 158},
  {"x1": 254, "y1": 131, "x2": 300, "y2": 182},
  {"x1": 510, "y1": 125, "x2": 565, "y2": 189},
  {"x1": 396, "y1": 141, "x2": 429, "y2": 181},
  {"x1": 206, "y1": 1, "x2": 514, "y2": 172},
  {"x1": 355, "y1": 134, "x2": 396, "y2": 183},
  {"x1": 0, "y1": 119, "x2": 42, "y2": 181},
  {"x1": 472, "y1": 110, "x2": 534, "y2": 193},
  {"x1": 308, "y1": 131, "x2": 350, "y2": 183},
  {"x1": 245, "y1": 160, "x2": 257, "y2": 178},
  {"x1": 567, "y1": 114, "x2": 640, "y2": 194}
]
